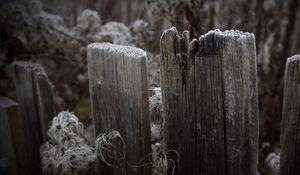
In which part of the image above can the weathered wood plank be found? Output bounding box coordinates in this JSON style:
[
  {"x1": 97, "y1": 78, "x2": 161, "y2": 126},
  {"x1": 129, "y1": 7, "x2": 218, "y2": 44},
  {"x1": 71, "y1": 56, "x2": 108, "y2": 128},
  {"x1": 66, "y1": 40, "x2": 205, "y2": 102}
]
[
  {"x1": 280, "y1": 55, "x2": 300, "y2": 175},
  {"x1": 34, "y1": 70, "x2": 56, "y2": 142},
  {"x1": 12, "y1": 61, "x2": 56, "y2": 175},
  {"x1": 0, "y1": 96, "x2": 18, "y2": 175},
  {"x1": 87, "y1": 43, "x2": 152, "y2": 175},
  {"x1": 160, "y1": 27, "x2": 197, "y2": 174},
  {"x1": 160, "y1": 28, "x2": 258, "y2": 175},
  {"x1": 214, "y1": 30, "x2": 258, "y2": 175},
  {"x1": 195, "y1": 31, "x2": 226, "y2": 174}
]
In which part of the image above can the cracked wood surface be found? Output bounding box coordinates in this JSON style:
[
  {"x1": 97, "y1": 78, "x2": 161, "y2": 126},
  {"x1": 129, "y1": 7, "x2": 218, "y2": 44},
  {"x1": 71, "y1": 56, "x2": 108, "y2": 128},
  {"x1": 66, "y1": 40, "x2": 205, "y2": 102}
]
[
  {"x1": 161, "y1": 28, "x2": 258, "y2": 175},
  {"x1": 87, "y1": 43, "x2": 151, "y2": 175}
]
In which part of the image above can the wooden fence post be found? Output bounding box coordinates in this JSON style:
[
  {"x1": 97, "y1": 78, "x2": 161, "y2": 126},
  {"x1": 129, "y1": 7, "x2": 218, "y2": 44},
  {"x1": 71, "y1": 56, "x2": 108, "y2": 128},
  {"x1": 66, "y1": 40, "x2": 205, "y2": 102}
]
[
  {"x1": 0, "y1": 96, "x2": 19, "y2": 175},
  {"x1": 12, "y1": 61, "x2": 56, "y2": 175},
  {"x1": 87, "y1": 43, "x2": 151, "y2": 175},
  {"x1": 160, "y1": 28, "x2": 259, "y2": 175},
  {"x1": 280, "y1": 55, "x2": 300, "y2": 175}
]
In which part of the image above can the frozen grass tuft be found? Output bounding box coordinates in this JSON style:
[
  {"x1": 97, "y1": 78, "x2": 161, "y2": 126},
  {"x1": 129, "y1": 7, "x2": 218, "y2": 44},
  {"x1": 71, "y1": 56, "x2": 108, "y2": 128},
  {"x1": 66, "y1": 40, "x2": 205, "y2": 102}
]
[
  {"x1": 47, "y1": 111, "x2": 84, "y2": 147},
  {"x1": 265, "y1": 152, "x2": 280, "y2": 175},
  {"x1": 95, "y1": 130, "x2": 125, "y2": 168},
  {"x1": 40, "y1": 111, "x2": 97, "y2": 175},
  {"x1": 149, "y1": 87, "x2": 163, "y2": 143},
  {"x1": 95, "y1": 130, "x2": 179, "y2": 174},
  {"x1": 151, "y1": 143, "x2": 180, "y2": 175}
]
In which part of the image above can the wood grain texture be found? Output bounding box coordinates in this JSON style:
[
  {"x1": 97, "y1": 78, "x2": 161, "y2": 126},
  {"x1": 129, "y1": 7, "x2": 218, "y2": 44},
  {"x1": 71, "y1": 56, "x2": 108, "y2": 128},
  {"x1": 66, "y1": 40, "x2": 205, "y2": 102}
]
[
  {"x1": 195, "y1": 31, "x2": 226, "y2": 174},
  {"x1": 160, "y1": 28, "x2": 197, "y2": 174},
  {"x1": 87, "y1": 43, "x2": 151, "y2": 175},
  {"x1": 0, "y1": 96, "x2": 18, "y2": 175},
  {"x1": 12, "y1": 61, "x2": 56, "y2": 175},
  {"x1": 280, "y1": 55, "x2": 300, "y2": 175},
  {"x1": 216, "y1": 31, "x2": 258, "y2": 175},
  {"x1": 160, "y1": 28, "x2": 258, "y2": 175}
]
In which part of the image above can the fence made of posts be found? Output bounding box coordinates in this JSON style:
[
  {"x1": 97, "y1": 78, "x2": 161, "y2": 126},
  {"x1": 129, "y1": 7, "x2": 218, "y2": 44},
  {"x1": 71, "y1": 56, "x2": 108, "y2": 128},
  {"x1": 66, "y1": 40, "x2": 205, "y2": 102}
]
[{"x1": 1, "y1": 27, "x2": 300, "y2": 175}]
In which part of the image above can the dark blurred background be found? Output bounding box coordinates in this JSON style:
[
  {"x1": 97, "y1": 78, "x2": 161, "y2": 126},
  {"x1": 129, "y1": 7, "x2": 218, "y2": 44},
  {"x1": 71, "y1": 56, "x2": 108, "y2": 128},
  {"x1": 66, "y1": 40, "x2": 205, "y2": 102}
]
[{"x1": 0, "y1": 0, "x2": 299, "y2": 174}]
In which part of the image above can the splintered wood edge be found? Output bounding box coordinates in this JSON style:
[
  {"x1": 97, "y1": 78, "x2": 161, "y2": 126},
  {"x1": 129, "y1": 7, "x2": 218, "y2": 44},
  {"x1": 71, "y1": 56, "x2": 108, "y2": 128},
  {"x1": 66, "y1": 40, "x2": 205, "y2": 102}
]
[
  {"x1": 199, "y1": 29, "x2": 254, "y2": 39},
  {"x1": 160, "y1": 27, "x2": 254, "y2": 42},
  {"x1": 160, "y1": 27, "x2": 255, "y2": 57},
  {"x1": 160, "y1": 27, "x2": 178, "y2": 40},
  {"x1": 87, "y1": 42, "x2": 147, "y2": 58}
]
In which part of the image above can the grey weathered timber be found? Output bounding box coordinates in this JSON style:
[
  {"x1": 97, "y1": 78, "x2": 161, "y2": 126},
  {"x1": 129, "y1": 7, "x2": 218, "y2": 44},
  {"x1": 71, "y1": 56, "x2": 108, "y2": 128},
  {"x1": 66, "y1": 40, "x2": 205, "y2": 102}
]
[
  {"x1": 160, "y1": 28, "x2": 259, "y2": 175},
  {"x1": 280, "y1": 55, "x2": 300, "y2": 175},
  {"x1": 12, "y1": 61, "x2": 56, "y2": 175},
  {"x1": 160, "y1": 28, "x2": 197, "y2": 175},
  {"x1": 87, "y1": 43, "x2": 151, "y2": 175},
  {"x1": 0, "y1": 96, "x2": 18, "y2": 175}
]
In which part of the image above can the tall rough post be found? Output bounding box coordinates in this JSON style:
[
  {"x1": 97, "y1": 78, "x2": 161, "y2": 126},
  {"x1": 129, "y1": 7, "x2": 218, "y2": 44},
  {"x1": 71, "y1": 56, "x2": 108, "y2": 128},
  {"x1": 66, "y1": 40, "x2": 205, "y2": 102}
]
[
  {"x1": 87, "y1": 43, "x2": 151, "y2": 175},
  {"x1": 12, "y1": 61, "x2": 56, "y2": 175},
  {"x1": 281, "y1": 55, "x2": 300, "y2": 175},
  {"x1": 0, "y1": 96, "x2": 19, "y2": 175},
  {"x1": 160, "y1": 28, "x2": 259, "y2": 175}
]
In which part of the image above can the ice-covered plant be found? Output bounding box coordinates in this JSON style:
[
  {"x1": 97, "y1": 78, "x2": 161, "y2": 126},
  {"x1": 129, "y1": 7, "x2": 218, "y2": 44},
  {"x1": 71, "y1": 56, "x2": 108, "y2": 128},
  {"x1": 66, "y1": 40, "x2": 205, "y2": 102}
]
[
  {"x1": 40, "y1": 111, "x2": 97, "y2": 175},
  {"x1": 265, "y1": 152, "x2": 280, "y2": 175},
  {"x1": 95, "y1": 130, "x2": 125, "y2": 168}
]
